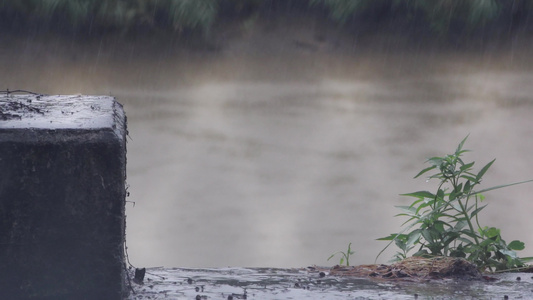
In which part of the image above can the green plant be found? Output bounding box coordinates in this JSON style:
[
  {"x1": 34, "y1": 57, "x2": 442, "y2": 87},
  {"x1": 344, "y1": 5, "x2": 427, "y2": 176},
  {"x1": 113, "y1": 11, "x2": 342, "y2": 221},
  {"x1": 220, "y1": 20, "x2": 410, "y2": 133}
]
[
  {"x1": 328, "y1": 242, "x2": 355, "y2": 266},
  {"x1": 377, "y1": 136, "x2": 533, "y2": 272}
]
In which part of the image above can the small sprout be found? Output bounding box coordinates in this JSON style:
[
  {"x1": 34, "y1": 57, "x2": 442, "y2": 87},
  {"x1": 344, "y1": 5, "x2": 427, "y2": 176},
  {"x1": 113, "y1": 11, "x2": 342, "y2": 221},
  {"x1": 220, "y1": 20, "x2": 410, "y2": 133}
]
[{"x1": 328, "y1": 242, "x2": 355, "y2": 266}]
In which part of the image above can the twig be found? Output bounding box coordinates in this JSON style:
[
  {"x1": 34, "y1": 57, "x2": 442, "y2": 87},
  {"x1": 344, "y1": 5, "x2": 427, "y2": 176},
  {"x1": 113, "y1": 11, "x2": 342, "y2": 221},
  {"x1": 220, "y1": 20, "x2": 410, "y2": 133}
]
[{"x1": 0, "y1": 89, "x2": 47, "y2": 96}]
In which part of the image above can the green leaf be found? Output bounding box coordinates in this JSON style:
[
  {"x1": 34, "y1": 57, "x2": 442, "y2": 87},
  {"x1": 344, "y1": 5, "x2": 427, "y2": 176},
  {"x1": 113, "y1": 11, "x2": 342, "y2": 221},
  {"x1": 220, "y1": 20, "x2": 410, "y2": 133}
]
[
  {"x1": 460, "y1": 161, "x2": 475, "y2": 171},
  {"x1": 471, "y1": 179, "x2": 533, "y2": 195},
  {"x1": 414, "y1": 165, "x2": 437, "y2": 178},
  {"x1": 406, "y1": 230, "x2": 421, "y2": 248},
  {"x1": 442, "y1": 232, "x2": 460, "y2": 247},
  {"x1": 413, "y1": 249, "x2": 429, "y2": 257},
  {"x1": 480, "y1": 238, "x2": 495, "y2": 247},
  {"x1": 400, "y1": 216, "x2": 421, "y2": 226},
  {"x1": 452, "y1": 220, "x2": 467, "y2": 231},
  {"x1": 395, "y1": 237, "x2": 407, "y2": 251},
  {"x1": 421, "y1": 229, "x2": 434, "y2": 243},
  {"x1": 401, "y1": 191, "x2": 435, "y2": 199},
  {"x1": 460, "y1": 229, "x2": 480, "y2": 239},
  {"x1": 449, "y1": 190, "x2": 457, "y2": 201},
  {"x1": 415, "y1": 202, "x2": 432, "y2": 215},
  {"x1": 475, "y1": 159, "x2": 495, "y2": 181},
  {"x1": 395, "y1": 206, "x2": 417, "y2": 215},
  {"x1": 499, "y1": 249, "x2": 518, "y2": 259},
  {"x1": 436, "y1": 188, "x2": 445, "y2": 199},
  {"x1": 470, "y1": 204, "x2": 487, "y2": 218},
  {"x1": 449, "y1": 202, "x2": 462, "y2": 212},
  {"x1": 508, "y1": 240, "x2": 525, "y2": 251},
  {"x1": 463, "y1": 180, "x2": 471, "y2": 193},
  {"x1": 427, "y1": 157, "x2": 444, "y2": 167},
  {"x1": 457, "y1": 237, "x2": 473, "y2": 245},
  {"x1": 519, "y1": 256, "x2": 533, "y2": 263},
  {"x1": 433, "y1": 221, "x2": 447, "y2": 233},
  {"x1": 409, "y1": 200, "x2": 428, "y2": 211},
  {"x1": 456, "y1": 135, "x2": 470, "y2": 153},
  {"x1": 376, "y1": 234, "x2": 398, "y2": 241},
  {"x1": 456, "y1": 149, "x2": 471, "y2": 157},
  {"x1": 464, "y1": 203, "x2": 475, "y2": 213},
  {"x1": 450, "y1": 249, "x2": 467, "y2": 258},
  {"x1": 429, "y1": 173, "x2": 443, "y2": 180},
  {"x1": 461, "y1": 175, "x2": 478, "y2": 183},
  {"x1": 485, "y1": 227, "x2": 500, "y2": 238},
  {"x1": 454, "y1": 183, "x2": 463, "y2": 194}
]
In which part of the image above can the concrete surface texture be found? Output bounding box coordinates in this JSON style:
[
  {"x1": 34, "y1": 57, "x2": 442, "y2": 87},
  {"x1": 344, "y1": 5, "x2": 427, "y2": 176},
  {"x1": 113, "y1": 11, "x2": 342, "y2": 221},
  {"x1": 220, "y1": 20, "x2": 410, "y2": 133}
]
[{"x1": 0, "y1": 93, "x2": 127, "y2": 299}]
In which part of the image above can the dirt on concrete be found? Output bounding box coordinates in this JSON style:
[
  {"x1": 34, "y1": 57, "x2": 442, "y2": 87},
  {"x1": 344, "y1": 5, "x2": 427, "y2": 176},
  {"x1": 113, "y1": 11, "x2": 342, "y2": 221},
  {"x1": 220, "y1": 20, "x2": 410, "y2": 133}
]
[{"x1": 322, "y1": 257, "x2": 486, "y2": 282}]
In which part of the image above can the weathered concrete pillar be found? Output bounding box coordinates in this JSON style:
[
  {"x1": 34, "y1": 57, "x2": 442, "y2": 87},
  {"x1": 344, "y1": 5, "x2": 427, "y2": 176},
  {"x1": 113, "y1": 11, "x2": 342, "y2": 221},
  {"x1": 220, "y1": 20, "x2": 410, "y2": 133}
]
[{"x1": 0, "y1": 93, "x2": 127, "y2": 299}]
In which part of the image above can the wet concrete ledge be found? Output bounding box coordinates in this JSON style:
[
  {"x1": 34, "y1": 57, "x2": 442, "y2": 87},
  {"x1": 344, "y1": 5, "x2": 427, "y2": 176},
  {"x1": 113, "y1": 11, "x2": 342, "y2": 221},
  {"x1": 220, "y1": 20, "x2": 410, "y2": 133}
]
[
  {"x1": 127, "y1": 266, "x2": 533, "y2": 300},
  {"x1": 0, "y1": 93, "x2": 127, "y2": 299}
]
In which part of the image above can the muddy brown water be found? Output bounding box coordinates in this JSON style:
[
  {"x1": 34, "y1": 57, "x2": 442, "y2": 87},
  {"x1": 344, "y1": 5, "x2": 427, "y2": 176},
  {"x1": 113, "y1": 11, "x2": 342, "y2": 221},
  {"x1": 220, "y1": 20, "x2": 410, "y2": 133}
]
[{"x1": 1, "y1": 26, "x2": 533, "y2": 271}]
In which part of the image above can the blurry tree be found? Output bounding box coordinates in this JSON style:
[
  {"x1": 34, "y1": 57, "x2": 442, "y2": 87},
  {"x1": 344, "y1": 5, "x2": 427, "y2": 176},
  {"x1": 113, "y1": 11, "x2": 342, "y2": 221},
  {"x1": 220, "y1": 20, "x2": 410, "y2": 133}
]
[
  {"x1": 309, "y1": 0, "x2": 531, "y2": 36},
  {"x1": 309, "y1": 0, "x2": 372, "y2": 24},
  {"x1": 401, "y1": 0, "x2": 501, "y2": 35},
  {"x1": 0, "y1": 0, "x2": 218, "y2": 34},
  {"x1": 165, "y1": 0, "x2": 218, "y2": 33},
  {"x1": 0, "y1": 0, "x2": 531, "y2": 38}
]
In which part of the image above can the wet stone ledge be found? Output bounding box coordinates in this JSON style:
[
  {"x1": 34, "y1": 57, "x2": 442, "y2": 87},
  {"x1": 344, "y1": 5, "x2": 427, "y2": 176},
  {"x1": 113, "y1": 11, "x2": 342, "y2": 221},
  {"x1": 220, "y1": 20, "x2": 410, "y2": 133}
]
[
  {"x1": 127, "y1": 267, "x2": 533, "y2": 300},
  {"x1": 0, "y1": 93, "x2": 127, "y2": 299}
]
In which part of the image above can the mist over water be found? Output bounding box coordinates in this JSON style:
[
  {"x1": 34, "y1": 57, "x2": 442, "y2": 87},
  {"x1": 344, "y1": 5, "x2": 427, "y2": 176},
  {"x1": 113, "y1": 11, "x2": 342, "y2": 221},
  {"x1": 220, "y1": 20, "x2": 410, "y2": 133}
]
[{"x1": 2, "y1": 31, "x2": 533, "y2": 268}]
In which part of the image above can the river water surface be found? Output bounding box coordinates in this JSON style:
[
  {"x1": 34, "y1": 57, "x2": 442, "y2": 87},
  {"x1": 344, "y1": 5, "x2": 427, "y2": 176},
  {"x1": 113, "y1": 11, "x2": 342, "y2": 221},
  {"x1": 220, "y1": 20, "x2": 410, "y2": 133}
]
[{"x1": 1, "y1": 30, "x2": 533, "y2": 269}]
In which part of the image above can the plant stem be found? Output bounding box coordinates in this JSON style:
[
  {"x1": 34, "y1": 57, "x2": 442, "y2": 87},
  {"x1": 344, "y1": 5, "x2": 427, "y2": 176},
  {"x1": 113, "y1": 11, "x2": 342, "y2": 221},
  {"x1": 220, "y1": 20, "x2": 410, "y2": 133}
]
[{"x1": 457, "y1": 196, "x2": 480, "y2": 246}]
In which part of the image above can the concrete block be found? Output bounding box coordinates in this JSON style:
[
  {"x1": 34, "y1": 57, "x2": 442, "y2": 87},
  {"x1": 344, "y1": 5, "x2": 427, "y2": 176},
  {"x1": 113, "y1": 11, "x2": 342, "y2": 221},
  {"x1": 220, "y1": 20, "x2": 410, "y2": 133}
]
[{"x1": 0, "y1": 94, "x2": 127, "y2": 299}]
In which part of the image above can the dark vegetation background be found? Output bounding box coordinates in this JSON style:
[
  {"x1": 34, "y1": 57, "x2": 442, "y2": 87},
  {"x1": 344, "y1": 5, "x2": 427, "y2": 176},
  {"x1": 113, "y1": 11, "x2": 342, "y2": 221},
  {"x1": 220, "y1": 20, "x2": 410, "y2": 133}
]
[{"x1": 1, "y1": 0, "x2": 532, "y2": 46}]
